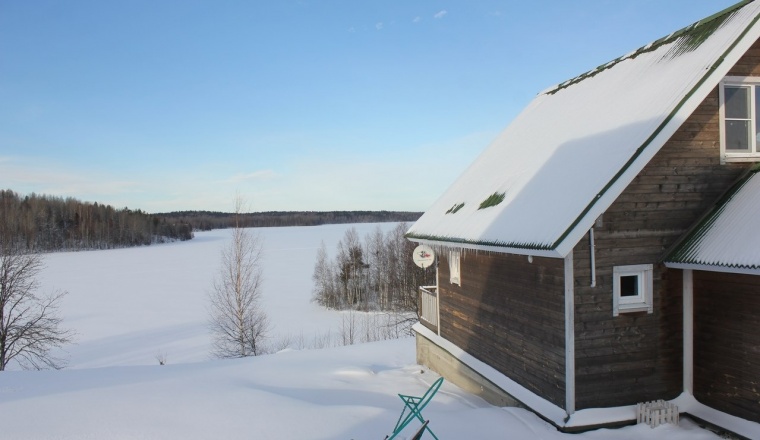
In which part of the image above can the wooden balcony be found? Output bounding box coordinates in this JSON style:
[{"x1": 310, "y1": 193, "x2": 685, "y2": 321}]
[{"x1": 419, "y1": 285, "x2": 438, "y2": 332}]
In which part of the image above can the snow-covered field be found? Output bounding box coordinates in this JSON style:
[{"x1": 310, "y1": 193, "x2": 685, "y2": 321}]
[
  {"x1": 0, "y1": 224, "x2": 728, "y2": 439},
  {"x1": 38, "y1": 223, "x2": 393, "y2": 369}
]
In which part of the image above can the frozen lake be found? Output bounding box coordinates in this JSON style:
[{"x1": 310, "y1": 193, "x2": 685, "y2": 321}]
[{"x1": 39, "y1": 222, "x2": 401, "y2": 368}]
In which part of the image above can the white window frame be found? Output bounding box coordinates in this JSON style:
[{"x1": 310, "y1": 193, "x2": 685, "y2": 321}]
[
  {"x1": 449, "y1": 251, "x2": 461, "y2": 286},
  {"x1": 612, "y1": 264, "x2": 653, "y2": 317},
  {"x1": 719, "y1": 77, "x2": 760, "y2": 163}
]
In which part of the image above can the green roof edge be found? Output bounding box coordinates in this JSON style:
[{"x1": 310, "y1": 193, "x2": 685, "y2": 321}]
[{"x1": 547, "y1": 1, "x2": 753, "y2": 95}]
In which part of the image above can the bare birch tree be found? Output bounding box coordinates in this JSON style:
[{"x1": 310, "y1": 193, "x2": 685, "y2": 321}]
[
  {"x1": 208, "y1": 197, "x2": 269, "y2": 358},
  {"x1": 312, "y1": 241, "x2": 338, "y2": 309},
  {"x1": 0, "y1": 241, "x2": 74, "y2": 370}
]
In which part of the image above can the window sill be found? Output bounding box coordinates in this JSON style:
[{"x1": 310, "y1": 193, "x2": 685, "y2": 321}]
[
  {"x1": 614, "y1": 303, "x2": 652, "y2": 316},
  {"x1": 721, "y1": 155, "x2": 760, "y2": 164}
]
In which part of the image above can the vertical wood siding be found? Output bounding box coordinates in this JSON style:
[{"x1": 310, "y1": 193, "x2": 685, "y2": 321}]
[
  {"x1": 438, "y1": 251, "x2": 567, "y2": 408},
  {"x1": 571, "y1": 38, "x2": 760, "y2": 410},
  {"x1": 693, "y1": 271, "x2": 760, "y2": 424}
]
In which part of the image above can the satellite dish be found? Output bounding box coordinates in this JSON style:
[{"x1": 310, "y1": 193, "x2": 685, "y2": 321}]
[{"x1": 412, "y1": 245, "x2": 436, "y2": 268}]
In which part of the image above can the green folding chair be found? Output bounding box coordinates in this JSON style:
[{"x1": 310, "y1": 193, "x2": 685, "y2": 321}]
[{"x1": 386, "y1": 377, "x2": 443, "y2": 440}]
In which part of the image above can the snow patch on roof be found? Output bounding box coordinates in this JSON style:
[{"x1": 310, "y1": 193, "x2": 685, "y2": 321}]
[{"x1": 408, "y1": 2, "x2": 760, "y2": 256}]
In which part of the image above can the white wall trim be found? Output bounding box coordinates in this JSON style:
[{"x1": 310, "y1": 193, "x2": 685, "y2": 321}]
[
  {"x1": 564, "y1": 251, "x2": 575, "y2": 416},
  {"x1": 436, "y1": 262, "x2": 441, "y2": 337},
  {"x1": 589, "y1": 228, "x2": 596, "y2": 287},
  {"x1": 683, "y1": 269, "x2": 694, "y2": 394}
]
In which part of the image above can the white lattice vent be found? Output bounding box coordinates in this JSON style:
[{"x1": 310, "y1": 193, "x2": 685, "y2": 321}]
[{"x1": 636, "y1": 400, "x2": 679, "y2": 428}]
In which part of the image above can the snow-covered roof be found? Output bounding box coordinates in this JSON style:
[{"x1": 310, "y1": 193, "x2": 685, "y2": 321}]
[
  {"x1": 407, "y1": 1, "x2": 760, "y2": 258},
  {"x1": 666, "y1": 166, "x2": 760, "y2": 275}
]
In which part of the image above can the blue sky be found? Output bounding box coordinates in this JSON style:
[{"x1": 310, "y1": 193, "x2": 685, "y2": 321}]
[{"x1": 0, "y1": 0, "x2": 739, "y2": 213}]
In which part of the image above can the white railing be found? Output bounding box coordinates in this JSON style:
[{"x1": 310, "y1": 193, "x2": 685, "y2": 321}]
[{"x1": 419, "y1": 286, "x2": 438, "y2": 329}]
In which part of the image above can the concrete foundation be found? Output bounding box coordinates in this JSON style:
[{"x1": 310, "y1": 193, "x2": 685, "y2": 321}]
[{"x1": 415, "y1": 331, "x2": 523, "y2": 409}]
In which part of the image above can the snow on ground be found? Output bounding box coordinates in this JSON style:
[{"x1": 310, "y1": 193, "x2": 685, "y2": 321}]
[
  {"x1": 38, "y1": 223, "x2": 397, "y2": 368},
  {"x1": 0, "y1": 338, "x2": 722, "y2": 440},
  {"x1": 0, "y1": 223, "x2": 730, "y2": 439}
]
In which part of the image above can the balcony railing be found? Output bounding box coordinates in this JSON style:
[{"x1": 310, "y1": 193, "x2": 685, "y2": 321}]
[{"x1": 419, "y1": 285, "x2": 438, "y2": 330}]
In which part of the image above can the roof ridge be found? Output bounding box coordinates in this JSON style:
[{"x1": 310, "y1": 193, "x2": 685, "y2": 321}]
[{"x1": 545, "y1": 0, "x2": 754, "y2": 95}]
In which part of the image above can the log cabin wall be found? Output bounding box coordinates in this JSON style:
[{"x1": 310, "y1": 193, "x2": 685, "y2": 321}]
[
  {"x1": 573, "y1": 231, "x2": 684, "y2": 409},
  {"x1": 571, "y1": 38, "x2": 760, "y2": 409},
  {"x1": 437, "y1": 251, "x2": 567, "y2": 408},
  {"x1": 693, "y1": 271, "x2": 760, "y2": 424}
]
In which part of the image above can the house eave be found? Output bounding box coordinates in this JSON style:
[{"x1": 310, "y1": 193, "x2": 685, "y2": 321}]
[
  {"x1": 405, "y1": 236, "x2": 564, "y2": 258},
  {"x1": 665, "y1": 262, "x2": 760, "y2": 276}
]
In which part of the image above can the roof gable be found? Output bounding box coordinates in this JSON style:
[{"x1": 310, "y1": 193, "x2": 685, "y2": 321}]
[{"x1": 407, "y1": 1, "x2": 760, "y2": 257}]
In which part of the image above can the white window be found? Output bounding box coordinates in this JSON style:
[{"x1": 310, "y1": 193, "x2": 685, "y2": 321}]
[
  {"x1": 720, "y1": 77, "x2": 760, "y2": 163},
  {"x1": 612, "y1": 264, "x2": 653, "y2": 316},
  {"x1": 449, "y1": 251, "x2": 461, "y2": 286}
]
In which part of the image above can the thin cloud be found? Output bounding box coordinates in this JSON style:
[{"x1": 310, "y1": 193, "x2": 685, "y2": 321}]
[
  {"x1": 413, "y1": 16, "x2": 421, "y2": 23},
  {"x1": 0, "y1": 157, "x2": 141, "y2": 197},
  {"x1": 434, "y1": 10, "x2": 447, "y2": 19},
  {"x1": 226, "y1": 170, "x2": 277, "y2": 184},
  {"x1": 375, "y1": 22, "x2": 384, "y2": 30}
]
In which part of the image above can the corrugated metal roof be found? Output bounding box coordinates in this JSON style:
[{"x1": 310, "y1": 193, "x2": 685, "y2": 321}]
[
  {"x1": 407, "y1": 1, "x2": 760, "y2": 257},
  {"x1": 666, "y1": 168, "x2": 760, "y2": 271}
]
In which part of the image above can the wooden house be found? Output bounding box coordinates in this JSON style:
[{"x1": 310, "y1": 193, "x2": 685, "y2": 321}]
[{"x1": 406, "y1": 2, "x2": 760, "y2": 437}]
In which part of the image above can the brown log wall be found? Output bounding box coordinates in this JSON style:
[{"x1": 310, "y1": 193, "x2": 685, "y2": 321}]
[
  {"x1": 438, "y1": 251, "x2": 567, "y2": 408},
  {"x1": 573, "y1": 234, "x2": 683, "y2": 409},
  {"x1": 571, "y1": 39, "x2": 760, "y2": 409},
  {"x1": 693, "y1": 271, "x2": 760, "y2": 424}
]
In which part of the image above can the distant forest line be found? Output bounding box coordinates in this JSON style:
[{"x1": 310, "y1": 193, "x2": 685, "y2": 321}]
[
  {"x1": 0, "y1": 190, "x2": 193, "y2": 251},
  {"x1": 0, "y1": 189, "x2": 422, "y2": 251},
  {"x1": 156, "y1": 210, "x2": 422, "y2": 231}
]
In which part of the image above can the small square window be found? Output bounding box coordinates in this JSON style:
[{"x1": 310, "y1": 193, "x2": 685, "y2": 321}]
[
  {"x1": 619, "y1": 275, "x2": 639, "y2": 297},
  {"x1": 449, "y1": 251, "x2": 461, "y2": 286},
  {"x1": 613, "y1": 264, "x2": 653, "y2": 316}
]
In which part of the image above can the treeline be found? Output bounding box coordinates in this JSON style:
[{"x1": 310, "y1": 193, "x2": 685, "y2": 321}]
[
  {"x1": 312, "y1": 223, "x2": 434, "y2": 313},
  {"x1": 157, "y1": 210, "x2": 421, "y2": 231},
  {"x1": 0, "y1": 190, "x2": 193, "y2": 251}
]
